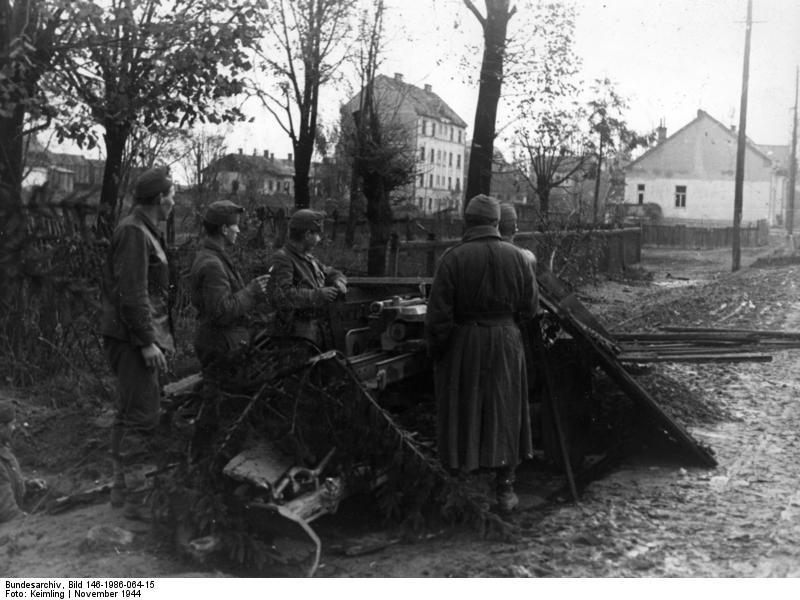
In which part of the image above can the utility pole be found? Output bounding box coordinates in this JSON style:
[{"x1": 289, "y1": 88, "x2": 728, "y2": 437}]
[
  {"x1": 732, "y1": 0, "x2": 752, "y2": 272},
  {"x1": 787, "y1": 66, "x2": 798, "y2": 237}
]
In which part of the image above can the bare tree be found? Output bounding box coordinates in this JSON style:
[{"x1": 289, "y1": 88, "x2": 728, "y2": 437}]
[
  {"x1": 253, "y1": 0, "x2": 356, "y2": 210},
  {"x1": 340, "y1": 0, "x2": 415, "y2": 275},
  {"x1": 587, "y1": 78, "x2": 652, "y2": 222}
]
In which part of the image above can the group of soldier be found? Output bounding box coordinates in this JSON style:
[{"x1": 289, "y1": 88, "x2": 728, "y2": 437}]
[{"x1": 0, "y1": 167, "x2": 539, "y2": 523}]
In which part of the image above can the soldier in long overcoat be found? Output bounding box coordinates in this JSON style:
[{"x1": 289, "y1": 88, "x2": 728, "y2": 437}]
[
  {"x1": 189, "y1": 200, "x2": 270, "y2": 369},
  {"x1": 425, "y1": 195, "x2": 537, "y2": 512}
]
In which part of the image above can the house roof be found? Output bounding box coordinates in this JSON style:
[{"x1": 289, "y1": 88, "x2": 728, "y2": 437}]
[
  {"x1": 626, "y1": 109, "x2": 773, "y2": 169},
  {"x1": 365, "y1": 74, "x2": 468, "y2": 128},
  {"x1": 210, "y1": 153, "x2": 294, "y2": 177},
  {"x1": 757, "y1": 144, "x2": 790, "y2": 169}
]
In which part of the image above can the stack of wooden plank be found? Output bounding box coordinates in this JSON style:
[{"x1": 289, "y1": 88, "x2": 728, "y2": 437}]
[{"x1": 613, "y1": 326, "x2": 800, "y2": 364}]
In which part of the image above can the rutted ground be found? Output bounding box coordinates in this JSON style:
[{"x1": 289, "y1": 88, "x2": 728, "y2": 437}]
[{"x1": 3, "y1": 244, "x2": 800, "y2": 578}]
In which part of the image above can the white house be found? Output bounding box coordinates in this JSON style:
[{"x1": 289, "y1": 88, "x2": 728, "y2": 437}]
[{"x1": 625, "y1": 109, "x2": 788, "y2": 227}]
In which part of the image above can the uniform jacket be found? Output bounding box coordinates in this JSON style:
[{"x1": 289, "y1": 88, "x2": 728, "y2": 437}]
[
  {"x1": 425, "y1": 225, "x2": 537, "y2": 471},
  {"x1": 0, "y1": 445, "x2": 24, "y2": 523},
  {"x1": 268, "y1": 241, "x2": 346, "y2": 344},
  {"x1": 189, "y1": 238, "x2": 261, "y2": 366},
  {"x1": 100, "y1": 206, "x2": 175, "y2": 353}
]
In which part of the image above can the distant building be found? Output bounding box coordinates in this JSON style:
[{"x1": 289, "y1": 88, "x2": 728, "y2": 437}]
[
  {"x1": 342, "y1": 73, "x2": 468, "y2": 215},
  {"x1": 624, "y1": 109, "x2": 788, "y2": 226},
  {"x1": 204, "y1": 148, "x2": 327, "y2": 210},
  {"x1": 23, "y1": 139, "x2": 104, "y2": 202}
]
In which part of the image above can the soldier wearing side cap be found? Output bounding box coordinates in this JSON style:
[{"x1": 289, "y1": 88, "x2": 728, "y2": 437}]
[
  {"x1": 100, "y1": 166, "x2": 176, "y2": 518},
  {"x1": 425, "y1": 194, "x2": 536, "y2": 514},
  {"x1": 189, "y1": 200, "x2": 271, "y2": 369},
  {"x1": 267, "y1": 209, "x2": 347, "y2": 350}
]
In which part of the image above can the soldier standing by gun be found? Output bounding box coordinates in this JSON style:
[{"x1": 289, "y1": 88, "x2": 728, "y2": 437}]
[
  {"x1": 189, "y1": 200, "x2": 271, "y2": 370},
  {"x1": 425, "y1": 194, "x2": 536, "y2": 513},
  {"x1": 267, "y1": 209, "x2": 347, "y2": 351},
  {"x1": 100, "y1": 167, "x2": 175, "y2": 519}
]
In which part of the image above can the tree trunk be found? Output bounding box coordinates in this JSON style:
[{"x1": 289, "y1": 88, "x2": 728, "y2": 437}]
[
  {"x1": 364, "y1": 175, "x2": 392, "y2": 276},
  {"x1": 464, "y1": 0, "x2": 514, "y2": 206},
  {"x1": 293, "y1": 137, "x2": 313, "y2": 210},
  {"x1": 345, "y1": 164, "x2": 362, "y2": 247},
  {"x1": 97, "y1": 123, "x2": 131, "y2": 240},
  {"x1": 592, "y1": 137, "x2": 604, "y2": 224}
]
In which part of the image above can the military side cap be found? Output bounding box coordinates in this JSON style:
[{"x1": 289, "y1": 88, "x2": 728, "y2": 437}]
[
  {"x1": 134, "y1": 167, "x2": 173, "y2": 200},
  {"x1": 288, "y1": 209, "x2": 324, "y2": 232},
  {"x1": 499, "y1": 203, "x2": 517, "y2": 224},
  {"x1": 204, "y1": 200, "x2": 244, "y2": 226},
  {"x1": 0, "y1": 400, "x2": 15, "y2": 424},
  {"x1": 465, "y1": 194, "x2": 500, "y2": 220}
]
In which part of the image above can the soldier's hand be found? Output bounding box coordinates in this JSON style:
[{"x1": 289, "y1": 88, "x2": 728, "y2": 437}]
[
  {"x1": 141, "y1": 343, "x2": 167, "y2": 371},
  {"x1": 334, "y1": 281, "x2": 347, "y2": 296},
  {"x1": 319, "y1": 286, "x2": 339, "y2": 303},
  {"x1": 251, "y1": 274, "x2": 271, "y2": 297}
]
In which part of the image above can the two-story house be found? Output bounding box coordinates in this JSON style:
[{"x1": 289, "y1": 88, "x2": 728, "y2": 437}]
[
  {"x1": 625, "y1": 109, "x2": 788, "y2": 227},
  {"x1": 343, "y1": 73, "x2": 469, "y2": 215}
]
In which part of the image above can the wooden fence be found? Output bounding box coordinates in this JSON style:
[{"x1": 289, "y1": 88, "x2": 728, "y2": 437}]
[
  {"x1": 641, "y1": 220, "x2": 769, "y2": 249},
  {"x1": 387, "y1": 227, "x2": 642, "y2": 278}
]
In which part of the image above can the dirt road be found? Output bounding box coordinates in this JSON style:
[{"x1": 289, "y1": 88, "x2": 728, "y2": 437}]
[{"x1": 3, "y1": 243, "x2": 800, "y2": 577}]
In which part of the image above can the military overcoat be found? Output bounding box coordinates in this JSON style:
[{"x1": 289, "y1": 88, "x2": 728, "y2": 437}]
[{"x1": 425, "y1": 225, "x2": 537, "y2": 472}]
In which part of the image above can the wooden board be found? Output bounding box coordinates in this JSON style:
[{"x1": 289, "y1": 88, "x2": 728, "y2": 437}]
[{"x1": 537, "y1": 269, "x2": 718, "y2": 468}]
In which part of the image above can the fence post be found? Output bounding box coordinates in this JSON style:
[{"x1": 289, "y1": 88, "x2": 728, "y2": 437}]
[
  {"x1": 426, "y1": 232, "x2": 437, "y2": 276},
  {"x1": 389, "y1": 232, "x2": 400, "y2": 276}
]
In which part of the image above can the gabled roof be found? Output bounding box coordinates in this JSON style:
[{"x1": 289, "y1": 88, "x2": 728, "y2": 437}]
[
  {"x1": 364, "y1": 74, "x2": 467, "y2": 128},
  {"x1": 626, "y1": 109, "x2": 773, "y2": 170},
  {"x1": 210, "y1": 153, "x2": 294, "y2": 177},
  {"x1": 757, "y1": 144, "x2": 790, "y2": 169}
]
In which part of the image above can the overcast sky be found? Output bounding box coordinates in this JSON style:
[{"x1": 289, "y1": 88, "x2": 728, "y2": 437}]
[{"x1": 230, "y1": 0, "x2": 800, "y2": 161}]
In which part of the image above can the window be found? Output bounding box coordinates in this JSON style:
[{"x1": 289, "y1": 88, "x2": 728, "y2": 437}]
[
  {"x1": 449, "y1": 152, "x2": 453, "y2": 167},
  {"x1": 422, "y1": 120, "x2": 427, "y2": 136},
  {"x1": 458, "y1": 130, "x2": 462, "y2": 143},
  {"x1": 428, "y1": 198, "x2": 433, "y2": 211},
  {"x1": 419, "y1": 173, "x2": 424, "y2": 187},
  {"x1": 675, "y1": 185, "x2": 687, "y2": 208},
  {"x1": 268, "y1": 180, "x2": 274, "y2": 191},
  {"x1": 430, "y1": 148, "x2": 434, "y2": 163},
  {"x1": 419, "y1": 146, "x2": 425, "y2": 161},
  {"x1": 418, "y1": 197, "x2": 424, "y2": 209},
  {"x1": 457, "y1": 154, "x2": 461, "y2": 169},
  {"x1": 437, "y1": 149, "x2": 441, "y2": 163},
  {"x1": 431, "y1": 123, "x2": 436, "y2": 137},
  {"x1": 448, "y1": 177, "x2": 452, "y2": 190},
  {"x1": 455, "y1": 178, "x2": 460, "y2": 192},
  {"x1": 429, "y1": 174, "x2": 433, "y2": 187},
  {"x1": 637, "y1": 183, "x2": 645, "y2": 205},
  {"x1": 450, "y1": 127, "x2": 453, "y2": 141},
  {"x1": 435, "y1": 175, "x2": 439, "y2": 186}
]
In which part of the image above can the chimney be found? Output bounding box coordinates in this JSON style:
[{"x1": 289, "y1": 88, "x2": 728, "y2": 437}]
[
  {"x1": 270, "y1": 152, "x2": 275, "y2": 160},
  {"x1": 424, "y1": 84, "x2": 432, "y2": 93},
  {"x1": 263, "y1": 150, "x2": 269, "y2": 158},
  {"x1": 238, "y1": 148, "x2": 243, "y2": 154},
  {"x1": 252, "y1": 148, "x2": 256, "y2": 156},
  {"x1": 394, "y1": 72, "x2": 403, "y2": 82},
  {"x1": 730, "y1": 124, "x2": 737, "y2": 134},
  {"x1": 656, "y1": 119, "x2": 667, "y2": 144},
  {"x1": 288, "y1": 153, "x2": 293, "y2": 162}
]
